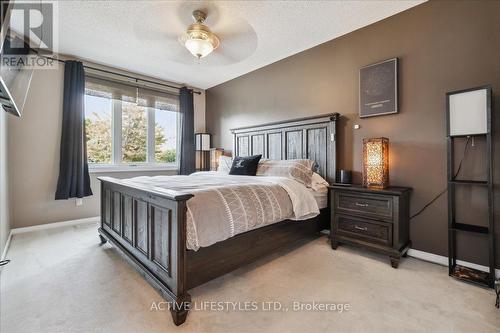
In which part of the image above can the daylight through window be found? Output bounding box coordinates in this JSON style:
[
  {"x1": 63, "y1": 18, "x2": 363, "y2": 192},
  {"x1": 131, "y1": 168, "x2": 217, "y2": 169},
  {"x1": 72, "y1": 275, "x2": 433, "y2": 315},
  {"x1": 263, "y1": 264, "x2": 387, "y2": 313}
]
[{"x1": 84, "y1": 75, "x2": 179, "y2": 169}]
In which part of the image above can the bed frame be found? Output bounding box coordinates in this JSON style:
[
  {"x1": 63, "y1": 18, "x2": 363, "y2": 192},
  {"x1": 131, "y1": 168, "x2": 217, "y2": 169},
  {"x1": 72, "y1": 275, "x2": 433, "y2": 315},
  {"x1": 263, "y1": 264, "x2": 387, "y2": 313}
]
[{"x1": 98, "y1": 113, "x2": 340, "y2": 325}]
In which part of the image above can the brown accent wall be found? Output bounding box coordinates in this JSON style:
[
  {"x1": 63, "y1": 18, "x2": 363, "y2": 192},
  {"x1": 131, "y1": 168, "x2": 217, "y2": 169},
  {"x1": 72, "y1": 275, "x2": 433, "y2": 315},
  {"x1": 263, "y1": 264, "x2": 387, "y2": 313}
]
[{"x1": 206, "y1": 1, "x2": 500, "y2": 267}]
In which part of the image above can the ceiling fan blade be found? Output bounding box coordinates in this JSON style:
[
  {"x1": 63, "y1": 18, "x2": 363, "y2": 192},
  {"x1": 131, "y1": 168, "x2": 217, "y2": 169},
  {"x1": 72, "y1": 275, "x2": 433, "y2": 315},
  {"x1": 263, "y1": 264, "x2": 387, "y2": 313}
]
[
  {"x1": 210, "y1": 30, "x2": 257, "y2": 65},
  {"x1": 132, "y1": 27, "x2": 176, "y2": 42},
  {"x1": 131, "y1": 1, "x2": 186, "y2": 42},
  {"x1": 209, "y1": 49, "x2": 241, "y2": 65}
]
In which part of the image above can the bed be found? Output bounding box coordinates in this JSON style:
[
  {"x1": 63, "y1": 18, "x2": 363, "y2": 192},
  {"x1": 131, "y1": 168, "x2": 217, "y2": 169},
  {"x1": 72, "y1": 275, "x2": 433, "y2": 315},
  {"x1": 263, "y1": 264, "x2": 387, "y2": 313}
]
[{"x1": 97, "y1": 113, "x2": 340, "y2": 325}]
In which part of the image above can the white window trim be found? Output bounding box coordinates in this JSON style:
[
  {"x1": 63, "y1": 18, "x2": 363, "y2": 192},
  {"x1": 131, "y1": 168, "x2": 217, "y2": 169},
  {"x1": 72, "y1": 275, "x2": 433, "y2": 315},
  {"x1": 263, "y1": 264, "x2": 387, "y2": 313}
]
[
  {"x1": 89, "y1": 163, "x2": 178, "y2": 174},
  {"x1": 147, "y1": 106, "x2": 156, "y2": 164},
  {"x1": 112, "y1": 99, "x2": 121, "y2": 165}
]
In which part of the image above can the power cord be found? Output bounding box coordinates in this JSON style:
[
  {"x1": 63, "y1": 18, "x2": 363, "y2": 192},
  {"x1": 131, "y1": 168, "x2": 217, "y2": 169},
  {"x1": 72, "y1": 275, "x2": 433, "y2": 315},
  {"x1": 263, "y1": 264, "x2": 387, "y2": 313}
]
[
  {"x1": 410, "y1": 136, "x2": 471, "y2": 220},
  {"x1": 0, "y1": 259, "x2": 10, "y2": 266},
  {"x1": 495, "y1": 279, "x2": 499, "y2": 308}
]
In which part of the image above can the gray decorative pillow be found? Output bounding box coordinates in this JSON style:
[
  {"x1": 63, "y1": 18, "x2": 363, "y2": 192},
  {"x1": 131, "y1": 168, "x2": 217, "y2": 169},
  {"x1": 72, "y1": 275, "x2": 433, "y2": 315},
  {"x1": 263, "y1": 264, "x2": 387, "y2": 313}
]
[{"x1": 256, "y1": 159, "x2": 315, "y2": 187}]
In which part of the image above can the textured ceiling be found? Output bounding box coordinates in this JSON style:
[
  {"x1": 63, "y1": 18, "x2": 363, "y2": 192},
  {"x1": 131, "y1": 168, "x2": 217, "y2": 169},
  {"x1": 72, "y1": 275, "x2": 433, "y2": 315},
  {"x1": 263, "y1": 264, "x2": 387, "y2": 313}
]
[{"x1": 51, "y1": 0, "x2": 424, "y2": 89}]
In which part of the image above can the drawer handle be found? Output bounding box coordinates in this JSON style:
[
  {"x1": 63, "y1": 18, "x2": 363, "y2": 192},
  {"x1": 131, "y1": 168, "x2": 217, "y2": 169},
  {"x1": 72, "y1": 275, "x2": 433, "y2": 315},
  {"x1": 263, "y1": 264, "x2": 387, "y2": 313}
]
[
  {"x1": 354, "y1": 225, "x2": 368, "y2": 231},
  {"x1": 355, "y1": 202, "x2": 369, "y2": 207}
]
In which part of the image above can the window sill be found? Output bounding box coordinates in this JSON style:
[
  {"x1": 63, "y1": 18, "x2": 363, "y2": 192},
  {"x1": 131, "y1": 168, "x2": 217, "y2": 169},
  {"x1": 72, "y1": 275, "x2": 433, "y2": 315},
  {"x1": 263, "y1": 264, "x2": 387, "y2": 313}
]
[{"x1": 89, "y1": 164, "x2": 178, "y2": 174}]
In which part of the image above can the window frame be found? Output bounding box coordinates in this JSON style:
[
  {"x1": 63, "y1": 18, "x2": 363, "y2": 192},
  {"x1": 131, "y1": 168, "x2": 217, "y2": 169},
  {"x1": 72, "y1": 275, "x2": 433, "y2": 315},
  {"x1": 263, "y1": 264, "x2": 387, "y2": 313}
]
[{"x1": 86, "y1": 96, "x2": 179, "y2": 173}]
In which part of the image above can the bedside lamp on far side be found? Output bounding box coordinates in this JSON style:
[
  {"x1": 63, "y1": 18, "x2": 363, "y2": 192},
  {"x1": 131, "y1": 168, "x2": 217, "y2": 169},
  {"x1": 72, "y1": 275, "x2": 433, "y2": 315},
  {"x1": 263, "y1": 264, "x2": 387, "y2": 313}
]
[
  {"x1": 195, "y1": 133, "x2": 211, "y2": 171},
  {"x1": 210, "y1": 148, "x2": 224, "y2": 171}
]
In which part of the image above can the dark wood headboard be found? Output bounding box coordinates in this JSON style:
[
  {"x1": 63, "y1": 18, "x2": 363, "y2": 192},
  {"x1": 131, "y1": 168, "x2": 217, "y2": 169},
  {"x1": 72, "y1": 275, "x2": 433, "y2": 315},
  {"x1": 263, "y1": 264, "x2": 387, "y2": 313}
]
[{"x1": 231, "y1": 113, "x2": 340, "y2": 184}]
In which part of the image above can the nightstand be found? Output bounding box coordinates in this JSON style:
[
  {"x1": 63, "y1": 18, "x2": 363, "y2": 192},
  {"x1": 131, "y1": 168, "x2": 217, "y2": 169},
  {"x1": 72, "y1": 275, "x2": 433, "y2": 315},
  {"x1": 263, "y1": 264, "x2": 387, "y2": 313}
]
[{"x1": 329, "y1": 185, "x2": 412, "y2": 268}]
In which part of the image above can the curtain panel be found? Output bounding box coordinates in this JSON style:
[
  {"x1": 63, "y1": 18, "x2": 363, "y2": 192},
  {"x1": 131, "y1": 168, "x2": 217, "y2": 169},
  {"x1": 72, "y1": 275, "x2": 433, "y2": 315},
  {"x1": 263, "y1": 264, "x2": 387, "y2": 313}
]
[
  {"x1": 179, "y1": 87, "x2": 195, "y2": 175},
  {"x1": 55, "y1": 61, "x2": 93, "y2": 199}
]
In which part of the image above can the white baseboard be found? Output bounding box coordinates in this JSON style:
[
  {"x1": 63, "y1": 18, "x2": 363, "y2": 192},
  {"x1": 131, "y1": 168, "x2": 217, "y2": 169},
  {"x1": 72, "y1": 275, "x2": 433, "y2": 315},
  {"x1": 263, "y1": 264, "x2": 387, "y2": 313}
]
[
  {"x1": 0, "y1": 216, "x2": 100, "y2": 263},
  {"x1": 407, "y1": 248, "x2": 500, "y2": 279},
  {"x1": 0, "y1": 230, "x2": 12, "y2": 262},
  {"x1": 11, "y1": 216, "x2": 100, "y2": 234}
]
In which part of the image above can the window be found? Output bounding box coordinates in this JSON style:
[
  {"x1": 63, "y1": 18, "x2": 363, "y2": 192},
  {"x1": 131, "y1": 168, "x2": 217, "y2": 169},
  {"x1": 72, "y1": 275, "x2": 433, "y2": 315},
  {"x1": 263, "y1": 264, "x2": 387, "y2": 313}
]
[
  {"x1": 84, "y1": 76, "x2": 179, "y2": 171},
  {"x1": 85, "y1": 94, "x2": 112, "y2": 164}
]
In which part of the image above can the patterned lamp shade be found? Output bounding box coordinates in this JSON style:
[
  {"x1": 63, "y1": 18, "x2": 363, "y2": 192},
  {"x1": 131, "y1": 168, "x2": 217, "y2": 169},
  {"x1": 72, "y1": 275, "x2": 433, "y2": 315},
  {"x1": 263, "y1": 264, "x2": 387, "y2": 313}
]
[
  {"x1": 210, "y1": 148, "x2": 224, "y2": 171},
  {"x1": 362, "y1": 137, "x2": 389, "y2": 188}
]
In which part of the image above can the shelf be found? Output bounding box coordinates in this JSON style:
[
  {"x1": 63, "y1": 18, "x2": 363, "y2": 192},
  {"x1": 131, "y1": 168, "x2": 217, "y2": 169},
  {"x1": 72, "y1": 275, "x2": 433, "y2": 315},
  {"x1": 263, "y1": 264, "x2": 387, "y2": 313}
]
[
  {"x1": 449, "y1": 133, "x2": 488, "y2": 139},
  {"x1": 450, "y1": 265, "x2": 492, "y2": 288},
  {"x1": 449, "y1": 180, "x2": 489, "y2": 186},
  {"x1": 447, "y1": 89, "x2": 494, "y2": 291},
  {"x1": 451, "y1": 222, "x2": 489, "y2": 234}
]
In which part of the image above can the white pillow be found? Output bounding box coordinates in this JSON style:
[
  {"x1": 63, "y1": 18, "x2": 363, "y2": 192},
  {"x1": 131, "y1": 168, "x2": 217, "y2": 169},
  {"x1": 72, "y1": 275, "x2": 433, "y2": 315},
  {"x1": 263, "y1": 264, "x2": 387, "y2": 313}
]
[
  {"x1": 217, "y1": 156, "x2": 233, "y2": 173},
  {"x1": 256, "y1": 159, "x2": 315, "y2": 187},
  {"x1": 311, "y1": 172, "x2": 329, "y2": 192}
]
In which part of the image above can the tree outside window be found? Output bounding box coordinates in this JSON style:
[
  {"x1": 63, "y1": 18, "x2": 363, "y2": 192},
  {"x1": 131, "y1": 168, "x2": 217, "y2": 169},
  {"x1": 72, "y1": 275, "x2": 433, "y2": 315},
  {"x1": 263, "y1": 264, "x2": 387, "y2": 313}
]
[{"x1": 85, "y1": 95, "x2": 177, "y2": 165}]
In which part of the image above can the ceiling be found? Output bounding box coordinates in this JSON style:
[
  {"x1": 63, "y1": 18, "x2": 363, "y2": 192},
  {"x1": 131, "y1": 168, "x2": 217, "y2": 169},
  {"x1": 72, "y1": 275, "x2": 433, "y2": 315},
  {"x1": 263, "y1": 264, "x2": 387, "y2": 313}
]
[{"x1": 50, "y1": 0, "x2": 424, "y2": 89}]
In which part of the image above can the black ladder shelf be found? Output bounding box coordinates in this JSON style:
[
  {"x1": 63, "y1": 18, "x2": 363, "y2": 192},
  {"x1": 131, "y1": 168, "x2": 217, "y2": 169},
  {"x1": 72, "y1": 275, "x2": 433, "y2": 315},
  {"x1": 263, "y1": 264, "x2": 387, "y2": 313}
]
[{"x1": 447, "y1": 86, "x2": 496, "y2": 289}]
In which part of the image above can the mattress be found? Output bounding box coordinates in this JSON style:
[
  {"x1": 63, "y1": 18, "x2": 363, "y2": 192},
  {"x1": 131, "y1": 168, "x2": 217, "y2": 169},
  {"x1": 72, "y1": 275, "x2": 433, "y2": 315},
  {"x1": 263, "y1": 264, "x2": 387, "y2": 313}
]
[{"x1": 310, "y1": 186, "x2": 328, "y2": 209}]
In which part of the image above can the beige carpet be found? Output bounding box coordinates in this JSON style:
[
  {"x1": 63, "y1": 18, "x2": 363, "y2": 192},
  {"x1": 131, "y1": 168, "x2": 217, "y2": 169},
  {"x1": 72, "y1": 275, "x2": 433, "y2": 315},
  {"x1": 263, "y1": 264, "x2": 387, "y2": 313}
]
[{"x1": 1, "y1": 223, "x2": 498, "y2": 333}]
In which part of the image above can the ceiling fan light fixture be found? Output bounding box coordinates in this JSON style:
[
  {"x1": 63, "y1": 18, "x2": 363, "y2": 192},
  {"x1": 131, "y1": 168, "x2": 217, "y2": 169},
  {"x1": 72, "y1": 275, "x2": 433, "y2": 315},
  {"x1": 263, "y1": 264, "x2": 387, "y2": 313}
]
[
  {"x1": 181, "y1": 10, "x2": 220, "y2": 59},
  {"x1": 185, "y1": 37, "x2": 214, "y2": 59}
]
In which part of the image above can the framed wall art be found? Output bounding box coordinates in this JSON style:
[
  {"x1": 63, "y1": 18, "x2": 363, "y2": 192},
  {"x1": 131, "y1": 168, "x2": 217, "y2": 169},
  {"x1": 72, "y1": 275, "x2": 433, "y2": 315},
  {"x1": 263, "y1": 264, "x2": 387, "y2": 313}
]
[{"x1": 359, "y1": 58, "x2": 398, "y2": 118}]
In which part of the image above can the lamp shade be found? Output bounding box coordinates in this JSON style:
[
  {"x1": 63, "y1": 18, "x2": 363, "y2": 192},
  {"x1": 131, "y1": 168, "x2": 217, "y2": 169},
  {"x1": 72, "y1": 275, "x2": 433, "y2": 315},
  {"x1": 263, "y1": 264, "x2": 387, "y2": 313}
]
[
  {"x1": 195, "y1": 133, "x2": 211, "y2": 151},
  {"x1": 448, "y1": 87, "x2": 489, "y2": 136},
  {"x1": 362, "y1": 137, "x2": 389, "y2": 188},
  {"x1": 210, "y1": 148, "x2": 224, "y2": 171}
]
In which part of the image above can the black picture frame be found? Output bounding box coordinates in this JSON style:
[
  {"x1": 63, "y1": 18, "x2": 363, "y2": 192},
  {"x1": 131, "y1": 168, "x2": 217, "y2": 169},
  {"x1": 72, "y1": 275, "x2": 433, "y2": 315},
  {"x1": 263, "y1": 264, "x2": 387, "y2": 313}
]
[{"x1": 359, "y1": 58, "x2": 398, "y2": 118}]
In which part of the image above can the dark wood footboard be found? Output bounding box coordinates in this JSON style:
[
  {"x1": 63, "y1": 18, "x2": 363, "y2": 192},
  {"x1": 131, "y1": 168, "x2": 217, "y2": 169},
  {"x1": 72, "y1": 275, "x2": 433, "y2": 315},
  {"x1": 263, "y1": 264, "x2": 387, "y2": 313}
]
[{"x1": 98, "y1": 177, "x2": 193, "y2": 325}]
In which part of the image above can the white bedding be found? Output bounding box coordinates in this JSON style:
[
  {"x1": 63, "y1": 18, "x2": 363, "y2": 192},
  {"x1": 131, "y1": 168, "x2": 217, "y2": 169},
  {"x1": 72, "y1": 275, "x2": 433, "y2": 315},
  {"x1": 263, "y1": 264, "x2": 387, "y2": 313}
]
[
  {"x1": 310, "y1": 187, "x2": 328, "y2": 209},
  {"x1": 122, "y1": 172, "x2": 320, "y2": 250}
]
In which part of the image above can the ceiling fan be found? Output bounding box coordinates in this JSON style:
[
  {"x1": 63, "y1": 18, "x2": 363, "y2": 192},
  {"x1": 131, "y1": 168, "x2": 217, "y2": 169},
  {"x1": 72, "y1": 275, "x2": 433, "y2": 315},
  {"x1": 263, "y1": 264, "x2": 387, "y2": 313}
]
[{"x1": 133, "y1": 3, "x2": 257, "y2": 66}]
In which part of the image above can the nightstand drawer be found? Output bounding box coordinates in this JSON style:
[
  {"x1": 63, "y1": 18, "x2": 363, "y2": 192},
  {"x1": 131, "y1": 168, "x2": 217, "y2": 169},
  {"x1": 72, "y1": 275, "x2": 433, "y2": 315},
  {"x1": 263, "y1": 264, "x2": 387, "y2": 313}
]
[
  {"x1": 336, "y1": 215, "x2": 392, "y2": 246},
  {"x1": 335, "y1": 192, "x2": 393, "y2": 221}
]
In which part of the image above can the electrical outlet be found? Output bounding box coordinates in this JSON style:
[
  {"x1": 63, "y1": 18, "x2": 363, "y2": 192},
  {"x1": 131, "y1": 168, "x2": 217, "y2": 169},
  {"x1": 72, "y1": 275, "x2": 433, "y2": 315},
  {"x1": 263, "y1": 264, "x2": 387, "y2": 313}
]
[
  {"x1": 354, "y1": 124, "x2": 360, "y2": 130},
  {"x1": 76, "y1": 198, "x2": 83, "y2": 206}
]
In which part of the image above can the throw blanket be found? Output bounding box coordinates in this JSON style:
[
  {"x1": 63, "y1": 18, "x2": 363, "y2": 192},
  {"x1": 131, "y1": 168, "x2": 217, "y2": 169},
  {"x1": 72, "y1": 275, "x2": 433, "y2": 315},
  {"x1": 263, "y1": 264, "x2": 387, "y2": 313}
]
[{"x1": 122, "y1": 172, "x2": 319, "y2": 250}]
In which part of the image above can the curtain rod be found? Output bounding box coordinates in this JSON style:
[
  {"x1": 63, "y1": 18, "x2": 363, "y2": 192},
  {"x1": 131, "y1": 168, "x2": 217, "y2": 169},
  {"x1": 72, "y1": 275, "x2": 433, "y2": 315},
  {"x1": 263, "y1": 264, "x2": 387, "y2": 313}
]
[{"x1": 38, "y1": 53, "x2": 202, "y2": 95}]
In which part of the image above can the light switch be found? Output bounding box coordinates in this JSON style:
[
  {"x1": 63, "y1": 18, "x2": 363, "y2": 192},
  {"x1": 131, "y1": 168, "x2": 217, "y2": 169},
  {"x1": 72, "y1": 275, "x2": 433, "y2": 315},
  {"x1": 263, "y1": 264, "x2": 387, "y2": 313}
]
[{"x1": 354, "y1": 124, "x2": 360, "y2": 130}]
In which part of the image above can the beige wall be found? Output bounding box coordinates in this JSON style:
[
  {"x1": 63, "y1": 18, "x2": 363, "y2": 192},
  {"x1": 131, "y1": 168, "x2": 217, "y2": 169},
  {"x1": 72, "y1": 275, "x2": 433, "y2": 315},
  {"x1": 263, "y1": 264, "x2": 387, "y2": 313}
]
[
  {"x1": 194, "y1": 90, "x2": 206, "y2": 133},
  {"x1": 8, "y1": 64, "x2": 205, "y2": 228},
  {"x1": 0, "y1": 109, "x2": 10, "y2": 254},
  {"x1": 206, "y1": 1, "x2": 500, "y2": 267}
]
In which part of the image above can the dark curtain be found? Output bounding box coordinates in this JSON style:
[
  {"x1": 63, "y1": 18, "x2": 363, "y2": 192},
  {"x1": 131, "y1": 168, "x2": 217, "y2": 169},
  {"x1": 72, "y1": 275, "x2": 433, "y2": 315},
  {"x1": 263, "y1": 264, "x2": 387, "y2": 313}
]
[
  {"x1": 178, "y1": 87, "x2": 195, "y2": 175},
  {"x1": 55, "y1": 61, "x2": 92, "y2": 199}
]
